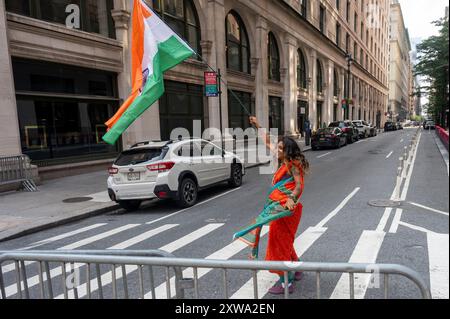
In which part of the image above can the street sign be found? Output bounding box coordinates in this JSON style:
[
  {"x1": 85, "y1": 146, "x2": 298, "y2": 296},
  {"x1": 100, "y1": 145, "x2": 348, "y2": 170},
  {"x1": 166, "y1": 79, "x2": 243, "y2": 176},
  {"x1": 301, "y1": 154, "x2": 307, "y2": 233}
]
[{"x1": 204, "y1": 72, "x2": 219, "y2": 97}]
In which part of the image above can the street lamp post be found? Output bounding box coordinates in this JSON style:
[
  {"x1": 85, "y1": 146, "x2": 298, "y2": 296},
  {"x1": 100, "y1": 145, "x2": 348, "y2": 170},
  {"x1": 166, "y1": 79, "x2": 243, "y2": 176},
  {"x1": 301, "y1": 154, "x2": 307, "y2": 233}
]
[{"x1": 345, "y1": 53, "x2": 353, "y2": 120}]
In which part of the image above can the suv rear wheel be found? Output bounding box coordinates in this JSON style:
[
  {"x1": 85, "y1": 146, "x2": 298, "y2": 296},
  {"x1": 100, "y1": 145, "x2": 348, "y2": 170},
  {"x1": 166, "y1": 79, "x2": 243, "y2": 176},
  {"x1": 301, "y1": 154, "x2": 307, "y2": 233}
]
[
  {"x1": 118, "y1": 200, "x2": 142, "y2": 212},
  {"x1": 228, "y1": 164, "x2": 243, "y2": 187},
  {"x1": 177, "y1": 178, "x2": 198, "y2": 208}
]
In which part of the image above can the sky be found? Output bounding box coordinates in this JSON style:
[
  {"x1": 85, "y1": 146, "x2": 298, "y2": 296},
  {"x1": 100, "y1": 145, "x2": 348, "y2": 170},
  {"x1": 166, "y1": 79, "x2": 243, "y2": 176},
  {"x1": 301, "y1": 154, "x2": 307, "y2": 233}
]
[{"x1": 398, "y1": 0, "x2": 448, "y2": 50}]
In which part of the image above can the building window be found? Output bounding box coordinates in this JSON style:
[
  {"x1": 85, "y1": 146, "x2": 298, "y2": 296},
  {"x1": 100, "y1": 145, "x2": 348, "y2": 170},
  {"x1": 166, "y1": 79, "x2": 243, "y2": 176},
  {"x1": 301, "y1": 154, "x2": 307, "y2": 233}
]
[
  {"x1": 297, "y1": 49, "x2": 307, "y2": 89},
  {"x1": 268, "y1": 32, "x2": 280, "y2": 81},
  {"x1": 5, "y1": 0, "x2": 116, "y2": 39},
  {"x1": 12, "y1": 58, "x2": 119, "y2": 163},
  {"x1": 226, "y1": 11, "x2": 250, "y2": 74},
  {"x1": 228, "y1": 91, "x2": 254, "y2": 130},
  {"x1": 269, "y1": 97, "x2": 284, "y2": 135},
  {"x1": 336, "y1": 23, "x2": 341, "y2": 46},
  {"x1": 319, "y1": 5, "x2": 326, "y2": 34},
  {"x1": 300, "y1": 0, "x2": 308, "y2": 18},
  {"x1": 316, "y1": 60, "x2": 323, "y2": 94},
  {"x1": 153, "y1": 0, "x2": 201, "y2": 54},
  {"x1": 333, "y1": 69, "x2": 339, "y2": 97},
  {"x1": 159, "y1": 81, "x2": 204, "y2": 141}
]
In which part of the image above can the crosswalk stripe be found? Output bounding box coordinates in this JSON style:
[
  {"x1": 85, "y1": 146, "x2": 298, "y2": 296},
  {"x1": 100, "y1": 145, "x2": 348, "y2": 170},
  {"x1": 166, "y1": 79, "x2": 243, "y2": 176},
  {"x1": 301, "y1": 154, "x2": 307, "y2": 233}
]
[
  {"x1": 3, "y1": 224, "x2": 140, "y2": 298},
  {"x1": 330, "y1": 230, "x2": 385, "y2": 299},
  {"x1": 230, "y1": 227, "x2": 327, "y2": 299},
  {"x1": 427, "y1": 233, "x2": 449, "y2": 299},
  {"x1": 55, "y1": 224, "x2": 225, "y2": 299},
  {"x1": 2, "y1": 223, "x2": 108, "y2": 274},
  {"x1": 146, "y1": 226, "x2": 271, "y2": 299},
  {"x1": 108, "y1": 224, "x2": 178, "y2": 250}
]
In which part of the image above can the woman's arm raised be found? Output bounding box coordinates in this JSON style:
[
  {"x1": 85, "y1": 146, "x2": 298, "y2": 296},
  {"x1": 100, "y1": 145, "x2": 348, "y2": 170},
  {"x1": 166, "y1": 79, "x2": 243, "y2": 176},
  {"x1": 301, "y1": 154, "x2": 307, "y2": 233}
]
[{"x1": 249, "y1": 116, "x2": 277, "y2": 156}]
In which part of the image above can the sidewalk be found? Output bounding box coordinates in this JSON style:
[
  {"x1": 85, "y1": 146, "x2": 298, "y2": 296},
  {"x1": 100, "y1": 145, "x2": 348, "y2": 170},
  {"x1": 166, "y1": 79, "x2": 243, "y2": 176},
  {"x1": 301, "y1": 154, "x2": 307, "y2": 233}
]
[{"x1": 0, "y1": 139, "x2": 311, "y2": 242}]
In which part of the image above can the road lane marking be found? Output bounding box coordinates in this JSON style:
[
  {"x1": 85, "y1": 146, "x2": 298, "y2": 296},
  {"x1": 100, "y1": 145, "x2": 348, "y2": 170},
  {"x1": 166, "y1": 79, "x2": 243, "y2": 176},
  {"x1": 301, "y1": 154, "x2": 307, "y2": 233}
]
[
  {"x1": 386, "y1": 151, "x2": 393, "y2": 159},
  {"x1": 231, "y1": 227, "x2": 327, "y2": 299},
  {"x1": 400, "y1": 139, "x2": 404, "y2": 143},
  {"x1": 397, "y1": 221, "x2": 439, "y2": 234},
  {"x1": 428, "y1": 233, "x2": 449, "y2": 299},
  {"x1": 2, "y1": 223, "x2": 108, "y2": 274},
  {"x1": 3, "y1": 224, "x2": 141, "y2": 298},
  {"x1": 330, "y1": 231, "x2": 386, "y2": 299},
  {"x1": 108, "y1": 224, "x2": 179, "y2": 249},
  {"x1": 408, "y1": 202, "x2": 449, "y2": 217},
  {"x1": 316, "y1": 188, "x2": 361, "y2": 228},
  {"x1": 147, "y1": 226, "x2": 271, "y2": 299},
  {"x1": 376, "y1": 208, "x2": 393, "y2": 232},
  {"x1": 317, "y1": 152, "x2": 332, "y2": 159},
  {"x1": 399, "y1": 133, "x2": 422, "y2": 201},
  {"x1": 55, "y1": 223, "x2": 225, "y2": 299},
  {"x1": 388, "y1": 209, "x2": 403, "y2": 233},
  {"x1": 145, "y1": 188, "x2": 241, "y2": 226}
]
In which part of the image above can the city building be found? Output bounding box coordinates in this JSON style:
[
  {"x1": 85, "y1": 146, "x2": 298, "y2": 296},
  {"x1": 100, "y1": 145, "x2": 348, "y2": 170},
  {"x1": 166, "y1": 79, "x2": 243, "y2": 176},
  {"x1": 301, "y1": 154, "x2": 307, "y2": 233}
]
[
  {"x1": 0, "y1": 0, "x2": 390, "y2": 177},
  {"x1": 388, "y1": 0, "x2": 412, "y2": 122}
]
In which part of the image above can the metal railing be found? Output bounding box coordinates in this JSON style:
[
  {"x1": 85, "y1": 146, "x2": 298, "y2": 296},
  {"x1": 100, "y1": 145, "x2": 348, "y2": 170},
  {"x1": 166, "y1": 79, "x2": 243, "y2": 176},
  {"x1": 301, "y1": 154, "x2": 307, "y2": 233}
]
[
  {"x1": 0, "y1": 250, "x2": 431, "y2": 299},
  {"x1": 0, "y1": 155, "x2": 37, "y2": 191}
]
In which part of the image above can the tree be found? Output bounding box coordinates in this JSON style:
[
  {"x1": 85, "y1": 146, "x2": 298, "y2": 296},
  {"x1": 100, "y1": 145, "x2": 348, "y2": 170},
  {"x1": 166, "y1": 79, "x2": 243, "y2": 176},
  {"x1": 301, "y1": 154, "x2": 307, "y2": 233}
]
[{"x1": 414, "y1": 14, "x2": 449, "y2": 128}]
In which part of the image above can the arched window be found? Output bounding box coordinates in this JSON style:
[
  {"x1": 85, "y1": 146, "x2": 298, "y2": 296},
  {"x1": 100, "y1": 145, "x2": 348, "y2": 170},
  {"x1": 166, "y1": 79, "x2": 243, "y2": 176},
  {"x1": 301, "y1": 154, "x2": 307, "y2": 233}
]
[
  {"x1": 333, "y1": 69, "x2": 339, "y2": 97},
  {"x1": 297, "y1": 49, "x2": 307, "y2": 89},
  {"x1": 153, "y1": 0, "x2": 201, "y2": 54},
  {"x1": 268, "y1": 32, "x2": 280, "y2": 81},
  {"x1": 226, "y1": 11, "x2": 250, "y2": 74},
  {"x1": 316, "y1": 60, "x2": 323, "y2": 93}
]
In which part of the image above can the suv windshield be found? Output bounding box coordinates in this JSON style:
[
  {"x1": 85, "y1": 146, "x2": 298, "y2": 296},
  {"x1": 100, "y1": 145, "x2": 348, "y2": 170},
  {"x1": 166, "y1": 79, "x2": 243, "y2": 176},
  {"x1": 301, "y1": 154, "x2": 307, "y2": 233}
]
[
  {"x1": 115, "y1": 148, "x2": 166, "y2": 166},
  {"x1": 329, "y1": 122, "x2": 344, "y2": 128}
]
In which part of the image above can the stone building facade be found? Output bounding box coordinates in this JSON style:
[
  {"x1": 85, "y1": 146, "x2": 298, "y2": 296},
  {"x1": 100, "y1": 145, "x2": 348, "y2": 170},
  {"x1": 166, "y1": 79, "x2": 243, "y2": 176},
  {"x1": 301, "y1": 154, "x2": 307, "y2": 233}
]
[
  {"x1": 0, "y1": 0, "x2": 390, "y2": 169},
  {"x1": 388, "y1": 0, "x2": 412, "y2": 122}
]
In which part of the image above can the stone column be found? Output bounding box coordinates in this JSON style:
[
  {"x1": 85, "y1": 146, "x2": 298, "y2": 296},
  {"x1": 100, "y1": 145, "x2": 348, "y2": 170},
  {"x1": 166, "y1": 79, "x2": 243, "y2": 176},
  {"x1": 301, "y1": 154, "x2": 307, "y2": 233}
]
[
  {"x1": 324, "y1": 59, "x2": 334, "y2": 126},
  {"x1": 283, "y1": 34, "x2": 297, "y2": 135},
  {"x1": 0, "y1": 1, "x2": 21, "y2": 156},
  {"x1": 307, "y1": 49, "x2": 317, "y2": 130},
  {"x1": 339, "y1": 70, "x2": 345, "y2": 121},
  {"x1": 254, "y1": 16, "x2": 269, "y2": 129},
  {"x1": 205, "y1": 0, "x2": 227, "y2": 132}
]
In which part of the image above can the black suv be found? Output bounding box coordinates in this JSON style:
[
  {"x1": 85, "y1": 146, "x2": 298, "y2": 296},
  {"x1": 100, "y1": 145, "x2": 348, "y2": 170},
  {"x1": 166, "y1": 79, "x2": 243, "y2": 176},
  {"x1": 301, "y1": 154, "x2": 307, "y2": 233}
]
[{"x1": 328, "y1": 121, "x2": 359, "y2": 144}]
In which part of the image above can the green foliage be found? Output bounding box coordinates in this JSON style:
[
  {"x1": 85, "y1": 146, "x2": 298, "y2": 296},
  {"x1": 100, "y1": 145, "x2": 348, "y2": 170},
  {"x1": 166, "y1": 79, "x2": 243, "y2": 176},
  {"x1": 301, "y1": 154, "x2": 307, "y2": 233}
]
[{"x1": 414, "y1": 15, "x2": 449, "y2": 127}]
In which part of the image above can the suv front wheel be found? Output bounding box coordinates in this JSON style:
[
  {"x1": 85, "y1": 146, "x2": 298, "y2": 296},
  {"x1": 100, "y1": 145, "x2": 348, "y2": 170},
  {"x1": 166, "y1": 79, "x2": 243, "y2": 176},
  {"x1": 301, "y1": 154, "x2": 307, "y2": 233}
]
[
  {"x1": 177, "y1": 178, "x2": 198, "y2": 208},
  {"x1": 228, "y1": 163, "x2": 243, "y2": 188}
]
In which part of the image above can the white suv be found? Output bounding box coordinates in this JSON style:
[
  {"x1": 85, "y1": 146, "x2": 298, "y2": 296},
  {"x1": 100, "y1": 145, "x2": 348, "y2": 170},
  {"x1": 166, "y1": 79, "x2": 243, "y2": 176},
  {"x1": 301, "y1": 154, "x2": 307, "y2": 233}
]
[
  {"x1": 107, "y1": 139, "x2": 245, "y2": 211},
  {"x1": 352, "y1": 120, "x2": 372, "y2": 138}
]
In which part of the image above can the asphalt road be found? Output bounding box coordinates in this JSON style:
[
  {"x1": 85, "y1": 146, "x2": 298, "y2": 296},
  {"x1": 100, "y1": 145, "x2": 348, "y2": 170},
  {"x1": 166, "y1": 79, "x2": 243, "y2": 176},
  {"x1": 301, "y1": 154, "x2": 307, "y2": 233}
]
[{"x1": 0, "y1": 128, "x2": 448, "y2": 300}]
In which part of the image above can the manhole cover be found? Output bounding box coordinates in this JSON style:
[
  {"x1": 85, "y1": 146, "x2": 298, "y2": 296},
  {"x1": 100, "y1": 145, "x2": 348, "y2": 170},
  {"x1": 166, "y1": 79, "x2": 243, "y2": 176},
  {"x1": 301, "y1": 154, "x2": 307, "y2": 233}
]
[
  {"x1": 62, "y1": 197, "x2": 93, "y2": 203},
  {"x1": 368, "y1": 200, "x2": 402, "y2": 208}
]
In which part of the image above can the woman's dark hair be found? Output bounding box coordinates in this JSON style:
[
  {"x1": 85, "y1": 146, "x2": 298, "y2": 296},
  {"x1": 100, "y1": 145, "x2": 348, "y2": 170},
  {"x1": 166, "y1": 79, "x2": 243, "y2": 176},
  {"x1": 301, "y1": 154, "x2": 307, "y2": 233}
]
[{"x1": 279, "y1": 136, "x2": 310, "y2": 173}]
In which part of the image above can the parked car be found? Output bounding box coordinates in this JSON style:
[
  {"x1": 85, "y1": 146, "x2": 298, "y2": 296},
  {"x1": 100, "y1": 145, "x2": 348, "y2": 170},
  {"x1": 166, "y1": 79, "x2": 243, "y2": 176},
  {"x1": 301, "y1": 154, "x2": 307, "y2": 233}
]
[
  {"x1": 352, "y1": 120, "x2": 372, "y2": 138},
  {"x1": 368, "y1": 123, "x2": 378, "y2": 137},
  {"x1": 311, "y1": 127, "x2": 347, "y2": 150},
  {"x1": 329, "y1": 121, "x2": 359, "y2": 144},
  {"x1": 107, "y1": 139, "x2": 245, "y2": 211},
  {"x1": 396, "y1": 122, "x2": 404, "y2": 130},
  {"x1": 384, "y1": 122, "x2": 396, "y2": 132},
  {"x1": 424, "y1": 121, "x2": 436, "y2": 130}
]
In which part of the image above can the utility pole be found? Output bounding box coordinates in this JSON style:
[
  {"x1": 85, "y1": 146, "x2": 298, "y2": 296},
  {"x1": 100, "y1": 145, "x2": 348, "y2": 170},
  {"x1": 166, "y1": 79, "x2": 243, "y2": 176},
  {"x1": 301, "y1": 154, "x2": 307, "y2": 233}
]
[{"x1": 345, "y1": 53, "x2": 353, "y2": 120}]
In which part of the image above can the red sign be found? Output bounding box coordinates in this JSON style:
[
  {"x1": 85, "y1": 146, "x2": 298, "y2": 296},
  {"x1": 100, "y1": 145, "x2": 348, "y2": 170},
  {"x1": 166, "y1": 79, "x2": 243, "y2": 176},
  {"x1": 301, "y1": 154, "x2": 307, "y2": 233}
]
[{"x1": 204, "y1": 72, "x2": 218, "y2": 97}]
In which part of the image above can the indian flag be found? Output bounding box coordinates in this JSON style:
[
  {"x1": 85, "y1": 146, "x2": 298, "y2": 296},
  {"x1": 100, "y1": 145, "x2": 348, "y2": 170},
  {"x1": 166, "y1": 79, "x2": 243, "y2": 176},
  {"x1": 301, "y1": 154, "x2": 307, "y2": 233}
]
[{"x1": 103, "y1": 0, "x2": 194, "y2": 145}]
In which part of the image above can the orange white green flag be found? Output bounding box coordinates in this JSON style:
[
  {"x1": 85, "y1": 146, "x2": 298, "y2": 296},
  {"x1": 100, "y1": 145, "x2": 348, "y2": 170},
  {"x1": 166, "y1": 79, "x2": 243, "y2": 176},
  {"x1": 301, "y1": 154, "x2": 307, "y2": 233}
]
[{"x1": 103, "y1": 0, "x2": 194, "y2": 145}]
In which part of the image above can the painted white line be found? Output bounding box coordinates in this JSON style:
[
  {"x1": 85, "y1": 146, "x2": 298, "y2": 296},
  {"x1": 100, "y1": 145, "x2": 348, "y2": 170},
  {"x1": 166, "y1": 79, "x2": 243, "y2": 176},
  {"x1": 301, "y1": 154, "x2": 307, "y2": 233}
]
[
  {"x1": 231, "y1": 227, "x2": 327, "y2": 299},
  {"x1": 4, "y1": 224, "x2": 140, "y2": 298},
  {"x1": 397, "y1": 221, "x2": 438, "y2": 234},
  {"x1": 400, "y1": 139, "x2": 404, "y2": 143},
  {"x1": 316, "y1": 188, "x2": 361, "y2": 228},
  {"x1": 147, "y1": 226, "x2": 271, "y2": 299},
  {"x1": 428, "y1": 233, "x2": 449, "y2": 299},
  {"x1": 386, "y1": 151, "x2": 394, "y2": 159},
  {"x1": 56, "y1": 224, "x2": 225, "y2": 299},
  {"x1": 2, "y1": 223, "x2": 108, "y2": 274},
  {"x1": 399, "y1": 133, "x2": 422, "y2": 201},
  {"x1": 408, "y1": 202, "x2": 449, "y2": 217},
  {"x1": 108, "y1": 224, "x2": 178, "y2": 250},
  {"x1": 388, "y1": 209, "x2": 403, "y2": 233},
  {"x1": 317, "y1": 152, "x2": 332, "y2": 159},
  {"x1": 330, "y1": 231, "x2": 386, "y2": 299},
  {"x1": 159, "y1": 224, "x2": 224, "y2": 252},
  {"x1": 146, "y1": 188, "x2": 241, "y2": 226},
  {"x1": 376, "y1": 208, "x2": 393, "y2": 232}
]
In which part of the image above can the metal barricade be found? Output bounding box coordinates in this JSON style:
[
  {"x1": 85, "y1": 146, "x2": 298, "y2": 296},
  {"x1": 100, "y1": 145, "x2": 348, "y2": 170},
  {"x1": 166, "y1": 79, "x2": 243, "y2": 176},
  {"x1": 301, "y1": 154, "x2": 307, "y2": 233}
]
[
  {"x1": 0, "y1": 250, "x2": 431, "y2": 299},
  {"x1": 0, "y1": 155, "x2": 37, "y2": 191}
]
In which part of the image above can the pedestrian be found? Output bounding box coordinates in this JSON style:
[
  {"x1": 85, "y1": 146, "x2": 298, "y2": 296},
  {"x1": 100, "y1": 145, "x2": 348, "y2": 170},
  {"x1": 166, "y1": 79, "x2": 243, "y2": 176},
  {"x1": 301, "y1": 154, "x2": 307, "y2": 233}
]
[
  {"x1": 304, "y1": 118, "x2": 311, "y2": 146},
  {"x1": 234, "y1": 116, "x2": 309, "y2": 295}
]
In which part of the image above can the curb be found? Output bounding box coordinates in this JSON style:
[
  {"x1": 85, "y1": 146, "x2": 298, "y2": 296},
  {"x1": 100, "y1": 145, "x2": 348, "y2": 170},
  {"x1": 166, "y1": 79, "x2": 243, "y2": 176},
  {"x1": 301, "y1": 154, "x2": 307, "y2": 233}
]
[{"x1": 0, "y1": 203, "x2": 121, "y2": 243}]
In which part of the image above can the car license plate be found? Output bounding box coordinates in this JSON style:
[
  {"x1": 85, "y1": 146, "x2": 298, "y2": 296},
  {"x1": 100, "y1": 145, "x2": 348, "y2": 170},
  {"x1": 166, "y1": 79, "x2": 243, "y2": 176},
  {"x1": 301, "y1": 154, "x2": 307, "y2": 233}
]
[{"x1": 127, "y1": 172, "x2": 140, "y2": 181}]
